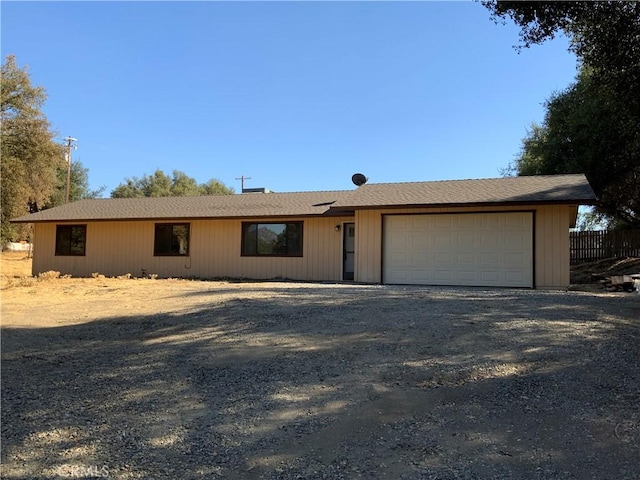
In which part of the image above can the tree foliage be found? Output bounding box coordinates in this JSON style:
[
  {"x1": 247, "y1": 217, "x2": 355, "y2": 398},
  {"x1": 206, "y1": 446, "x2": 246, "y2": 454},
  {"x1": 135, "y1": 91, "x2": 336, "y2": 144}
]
[
  {"x1": 111, "y1": 169, "x2": 234, "y2": 198},
  {"x1": 510, "y1": 69, "x2": 639, "y2": 227},
  {"x1": 49, "y1": 161, "x2": 106, "y2": 206},
  {"x1": 482, "y1": 1, "x2": 640, "y2": 107},
  {"x1": 1, "y1": 55, "x2": 65, "y2": 244},
  {"x1": 483, "y1": 1, "x2": 640, "y2": 227}
]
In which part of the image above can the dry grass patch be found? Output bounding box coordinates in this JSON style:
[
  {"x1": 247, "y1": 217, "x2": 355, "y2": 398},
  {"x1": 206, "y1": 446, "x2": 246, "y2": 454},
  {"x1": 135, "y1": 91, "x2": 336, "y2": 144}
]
[{"x1": 1, "y1": 251, "x2": 34, "y2": 289}]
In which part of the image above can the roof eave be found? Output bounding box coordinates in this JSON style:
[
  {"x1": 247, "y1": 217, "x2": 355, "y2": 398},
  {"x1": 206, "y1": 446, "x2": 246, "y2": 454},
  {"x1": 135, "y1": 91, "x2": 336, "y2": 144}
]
[
  {"x1": 329, "y1": 198, "x2": 598, "y2": 211},
  {"x1": 11, "y1": 210, "x2": 355, "y2": 224}
]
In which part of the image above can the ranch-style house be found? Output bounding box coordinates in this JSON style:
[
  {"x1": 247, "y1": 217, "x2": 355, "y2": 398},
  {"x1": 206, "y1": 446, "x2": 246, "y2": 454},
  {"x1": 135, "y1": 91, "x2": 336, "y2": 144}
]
[{"x1": 12, "y1": 174, "x2": 596, "y2": 289}]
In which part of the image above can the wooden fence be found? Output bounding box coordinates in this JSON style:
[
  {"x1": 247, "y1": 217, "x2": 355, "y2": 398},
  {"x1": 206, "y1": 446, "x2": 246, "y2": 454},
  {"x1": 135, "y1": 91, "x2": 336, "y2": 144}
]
[{"x1": 570, "y1": 229, "x2": 640, "y2": 264}]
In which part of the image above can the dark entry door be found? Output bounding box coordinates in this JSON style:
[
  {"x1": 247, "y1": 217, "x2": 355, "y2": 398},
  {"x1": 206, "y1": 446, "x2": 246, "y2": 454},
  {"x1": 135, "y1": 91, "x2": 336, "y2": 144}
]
[{"x1": 343, "y1": 223, "x2": 355, "y2": 280}]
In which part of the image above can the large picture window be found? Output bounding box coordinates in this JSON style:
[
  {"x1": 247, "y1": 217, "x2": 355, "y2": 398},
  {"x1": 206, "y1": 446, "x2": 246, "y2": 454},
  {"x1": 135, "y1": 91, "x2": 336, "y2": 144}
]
[
  {"x1": 55, "y1": 225, "x2": 87, "y2": 256},
  {"x1": 242, "y1": 222, "x2": 303, "y2": 256},
  {"x1": 154, "y1": 223, "x2": 190, "y2": 256}
]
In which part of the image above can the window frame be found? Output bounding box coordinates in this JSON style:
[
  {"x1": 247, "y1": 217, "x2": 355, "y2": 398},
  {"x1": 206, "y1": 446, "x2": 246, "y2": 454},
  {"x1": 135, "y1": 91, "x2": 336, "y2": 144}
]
[
  {"x1": 153, "y1": 223, "x2": 191, "y2": 257},
  {"x1": 241, "y1": 221, "x2": 304, "y2": 257},
  {"x1": 55, "y1": 224, "x2": 87, "y2": 256}
]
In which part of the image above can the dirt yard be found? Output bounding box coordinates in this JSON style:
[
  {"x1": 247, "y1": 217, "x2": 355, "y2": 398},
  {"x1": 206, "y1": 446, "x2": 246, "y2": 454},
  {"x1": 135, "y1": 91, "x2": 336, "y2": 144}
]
[
  {"x1": 0, "y1": 251, "x2": 33, "y2": 284},
  {"x1": 1, "y1": 253, "x2": 639, "y2": 479},
  {"x1": 570, "y1": 256, "x2": 640, "y2": 284}
]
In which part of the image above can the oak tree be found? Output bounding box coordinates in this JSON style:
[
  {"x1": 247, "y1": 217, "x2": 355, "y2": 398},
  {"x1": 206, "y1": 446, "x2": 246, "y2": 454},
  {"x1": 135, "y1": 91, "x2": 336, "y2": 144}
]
[
  {"x1": 509, "y1": 68, "x2": 639, "y2": 227},
  {"x1": 111, "y1": 169, "x2": 234, "y2": 198},
  {"x1": 1, "y1": 55, "x2": 65, "y2": 244},
  {"x1": 483, "y1": 1, "x2": 640, "y2": 227}
]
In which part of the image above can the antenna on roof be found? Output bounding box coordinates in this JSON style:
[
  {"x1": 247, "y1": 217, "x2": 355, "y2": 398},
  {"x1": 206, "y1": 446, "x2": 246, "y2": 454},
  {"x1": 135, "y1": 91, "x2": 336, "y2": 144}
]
[{"x1": 352, "y1": 173, "x2": 367, "y2": 186}]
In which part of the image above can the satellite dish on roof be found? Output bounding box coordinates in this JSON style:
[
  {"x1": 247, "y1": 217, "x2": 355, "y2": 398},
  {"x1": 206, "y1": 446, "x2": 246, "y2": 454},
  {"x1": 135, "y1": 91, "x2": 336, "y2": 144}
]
[{"x1": 352, "y1": 173, "x2": 367, "y2": 186}]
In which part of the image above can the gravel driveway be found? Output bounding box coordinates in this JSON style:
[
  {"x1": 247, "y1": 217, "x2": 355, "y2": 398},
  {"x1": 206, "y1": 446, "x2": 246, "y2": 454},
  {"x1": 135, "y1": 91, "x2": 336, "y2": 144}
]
[{"x1": 1, "y1": 281, "x2": 639, "y2": 479}]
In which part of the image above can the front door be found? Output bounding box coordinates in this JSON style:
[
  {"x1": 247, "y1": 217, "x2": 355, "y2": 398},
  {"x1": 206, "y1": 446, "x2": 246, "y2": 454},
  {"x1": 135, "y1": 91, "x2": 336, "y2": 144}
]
[{"x1": 343, "y1": 223, "x2": 355, "y2": 280}]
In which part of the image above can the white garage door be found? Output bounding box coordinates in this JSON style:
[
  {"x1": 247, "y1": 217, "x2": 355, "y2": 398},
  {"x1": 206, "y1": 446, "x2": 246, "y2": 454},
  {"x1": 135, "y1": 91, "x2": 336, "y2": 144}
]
[{"x1": 383, "y1": 212, "x2": 533, "y2": 287}]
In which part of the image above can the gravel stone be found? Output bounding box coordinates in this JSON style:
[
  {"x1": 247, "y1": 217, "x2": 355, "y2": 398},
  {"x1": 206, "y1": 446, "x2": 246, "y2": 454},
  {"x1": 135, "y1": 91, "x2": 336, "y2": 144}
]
[{"x1": 1, "y1": 282, "x2": 639, "y2": 479}]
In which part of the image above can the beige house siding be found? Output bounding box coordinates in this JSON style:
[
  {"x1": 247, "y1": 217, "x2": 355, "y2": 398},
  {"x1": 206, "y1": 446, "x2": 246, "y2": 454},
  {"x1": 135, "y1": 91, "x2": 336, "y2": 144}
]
[
  {"x1": 353, "y1": 204, "x2": 575, "y2": 288},
  {"x1": 354, "y1": 209, "x2": 383, "y2": 284},
  {"x1": 31, "y1": 205, "x2": 574, "y2": 288},
  {"x1": 189, "y1": 217, "x2": 353, "y2": 281},
  {"x1": 33, "y1": 216, "x2": 353, "y2": 281},
  {"x1": 535, "y1": 204, "x2": 572, "y2": 288}
]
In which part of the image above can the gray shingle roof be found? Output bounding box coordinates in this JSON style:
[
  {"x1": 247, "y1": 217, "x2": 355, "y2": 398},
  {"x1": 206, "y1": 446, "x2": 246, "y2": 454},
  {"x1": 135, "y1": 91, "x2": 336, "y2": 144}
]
[
  {"x1": 11, "y1": 174, "x2": 595, "y2": 223},
  {"x1": 11, "y1": 191, "x2": 355, "y2": 223},
  {"x1": 332, "y1": 174, "x2": 596, "y2": 209}
]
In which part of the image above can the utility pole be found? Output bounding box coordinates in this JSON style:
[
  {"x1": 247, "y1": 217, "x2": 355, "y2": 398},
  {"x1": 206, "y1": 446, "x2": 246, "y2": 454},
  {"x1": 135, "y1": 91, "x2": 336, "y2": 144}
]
[
  {"x1": 64, "y1": 137, "x2": 78, "y2": 203},
  {"x1": 235, "y1": 175, "x2": 251, "y2": 193}
]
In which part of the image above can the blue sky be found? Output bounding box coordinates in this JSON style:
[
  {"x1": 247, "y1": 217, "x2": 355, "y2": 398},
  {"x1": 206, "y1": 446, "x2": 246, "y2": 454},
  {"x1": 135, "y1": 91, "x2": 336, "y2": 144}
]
[{"x1": 1, "y1": 1, "x2": 579, "y2": 195}]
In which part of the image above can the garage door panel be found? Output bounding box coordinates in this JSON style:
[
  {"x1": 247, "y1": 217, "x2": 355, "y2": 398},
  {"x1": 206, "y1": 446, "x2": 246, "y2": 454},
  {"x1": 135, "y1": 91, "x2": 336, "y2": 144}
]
[
  {"x1": 505, "y1": 271, "x2": 527, "y2": 283},
  {"x1": 481, "y1": 271, "x2": 500, "y2": 282},
  {"x1": 505, "y1": 252, "x2": 527, "y2": 266},
  {"x1": 388, "y1": 216, "x2": 408, "y2": 229},
  {"x1": 433, "y1": 252, "x2": 452, "y2": 263},
  {"x1": 505, "y1": 215, "x2": 526, "y2": 228},
  {"x1": 383, "y1": 213, "x2": 533, "y2": 287},
  {"x1": 456, "y1": 234, "x2": 475, "y2": 246},
  {"x1": 505, "y1": 234, "x2": 527, "y2": 249},
  {"x1": 457, "y1": 216, "x2": 477, "y2": 228},
  {"x1": 481, "y1": 216, "x2": 500, "y2": 228},
  {"x1": 432, "y1": 269, "x2": 454, "y2": 282},
  {"x1": 411, "y1": 217, "x2": 430, "y2": 229},
  {"x1": 457, "y1": 252, "x2": 476, "y2": 264},
  {"x1": 411, "y1": 235, "x2": 429, "y2": 248},
  {"x1": 458, "y1": 271, "x2": 476, "y2": 282},
  {"x1": 481, "y1": 233, "x2": 500, "y2": 248},
  {"x1": 481, "y1": 253, "x2": 499, "y2": 265},
  {"x1": 390, "y1": 252, "x2": 409, "y2": 263},
  {"x1": 432, "y1": 234, "x2": 450, "y2": 247},
  {"x1": 434, "y1": 217, "x2": 454, "y2": 228},
  {"x1": 389, "y1": 240, "x2": 408, "y2": 253}
]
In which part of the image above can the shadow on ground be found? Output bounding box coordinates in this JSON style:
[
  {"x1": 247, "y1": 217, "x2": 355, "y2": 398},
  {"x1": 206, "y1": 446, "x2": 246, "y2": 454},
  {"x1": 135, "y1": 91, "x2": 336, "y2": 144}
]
[{"x1": 2, "y1": 286, "x2": 639, "y2": 479}]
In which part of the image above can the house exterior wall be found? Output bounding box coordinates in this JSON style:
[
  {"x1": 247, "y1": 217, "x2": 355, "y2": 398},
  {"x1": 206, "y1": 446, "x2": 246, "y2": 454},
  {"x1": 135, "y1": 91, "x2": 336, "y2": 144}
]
[
  {"x1": 32, "y1": 216, "x2": 354, "y2": 281},
  {"x1": 31, "y1": 204, "x2": 574, "y2": 288},
  {"x1": 354, "y1": 204, "x2": 574, "y2": 289}
]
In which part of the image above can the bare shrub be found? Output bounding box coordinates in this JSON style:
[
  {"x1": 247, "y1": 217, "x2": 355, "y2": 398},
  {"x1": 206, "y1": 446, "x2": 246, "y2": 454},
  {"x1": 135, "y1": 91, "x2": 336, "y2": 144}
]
[
  {"x1": 2, "y1": 277, "x2": 37, "y2": 289},
  {"x1": 37, "y1": 271, "x2": 60, "y2": 281}
]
